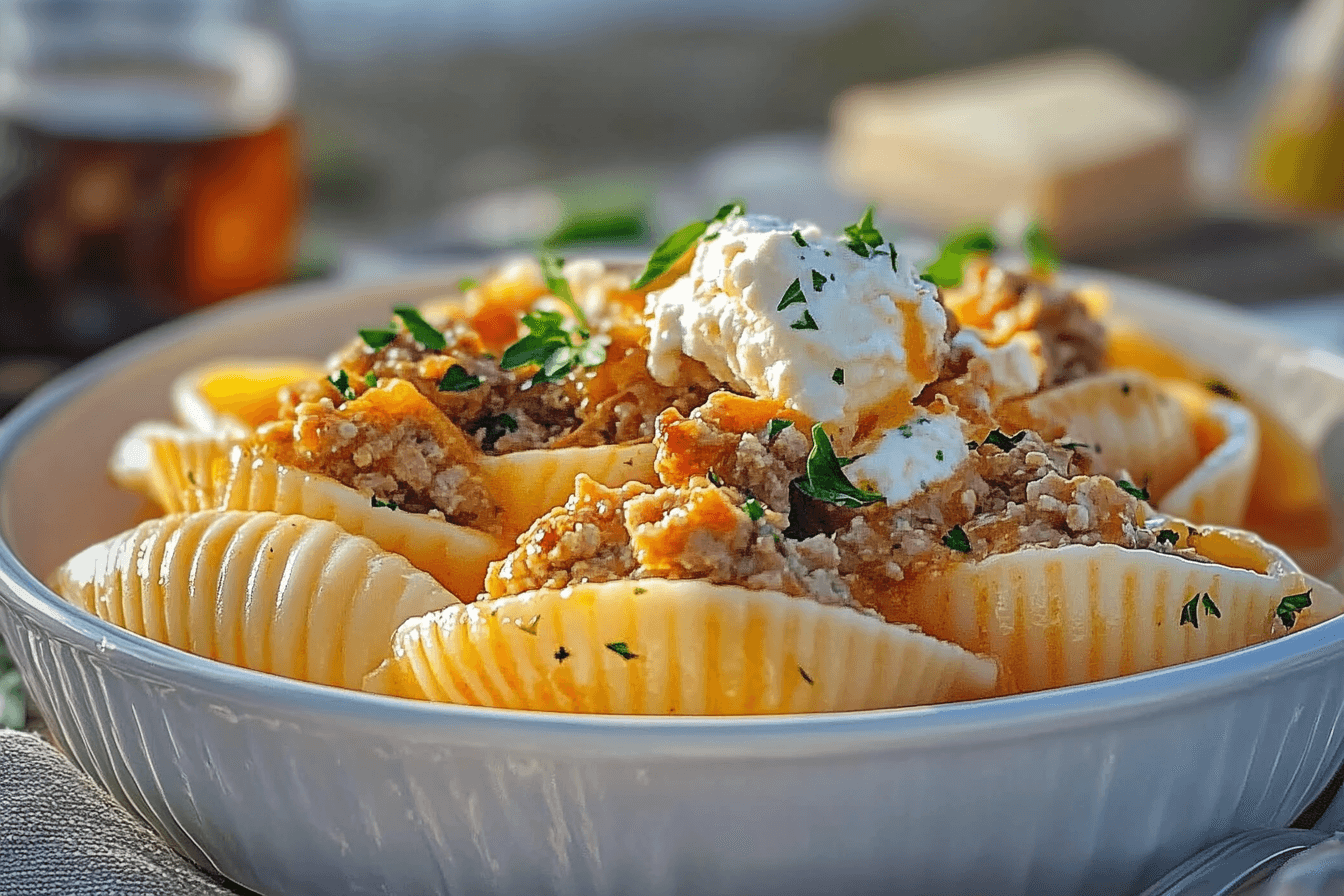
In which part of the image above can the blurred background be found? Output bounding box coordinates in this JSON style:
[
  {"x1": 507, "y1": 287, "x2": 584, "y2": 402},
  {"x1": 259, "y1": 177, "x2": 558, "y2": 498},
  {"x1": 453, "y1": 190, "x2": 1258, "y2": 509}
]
[{"x1": 1, "y1": 0, "x2": 1344, "y2": 409}]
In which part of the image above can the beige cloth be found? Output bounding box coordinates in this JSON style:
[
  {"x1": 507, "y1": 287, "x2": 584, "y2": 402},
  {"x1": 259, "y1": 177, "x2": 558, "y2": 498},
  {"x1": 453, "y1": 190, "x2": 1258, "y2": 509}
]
[{"x1": 0, "y1": 729, "x2": 243, "y2": 895}]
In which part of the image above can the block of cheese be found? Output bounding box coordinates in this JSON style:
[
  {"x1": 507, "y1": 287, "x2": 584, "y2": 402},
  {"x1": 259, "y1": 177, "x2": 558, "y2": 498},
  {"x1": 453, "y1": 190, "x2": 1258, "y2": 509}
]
[{"x1": 828, "y1": 51, "x2": 1193, "y2": 254}]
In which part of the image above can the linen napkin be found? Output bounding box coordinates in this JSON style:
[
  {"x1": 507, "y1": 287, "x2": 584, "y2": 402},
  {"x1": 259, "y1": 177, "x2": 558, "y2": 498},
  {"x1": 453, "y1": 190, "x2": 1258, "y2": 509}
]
[{"x1": 0, "y1": 729, "x2": 244, "y2": 896}]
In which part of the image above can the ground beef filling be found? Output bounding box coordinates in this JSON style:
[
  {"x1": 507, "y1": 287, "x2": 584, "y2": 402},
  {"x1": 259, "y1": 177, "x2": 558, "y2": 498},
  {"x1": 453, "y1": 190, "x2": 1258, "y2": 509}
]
[{"x1": 484, "y1": 474, "x2": 852, "y2": 606}]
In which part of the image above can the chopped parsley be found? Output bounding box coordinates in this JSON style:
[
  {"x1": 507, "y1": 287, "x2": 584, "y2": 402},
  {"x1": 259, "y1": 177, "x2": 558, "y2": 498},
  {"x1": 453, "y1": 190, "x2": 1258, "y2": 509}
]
[
  {"x1": 798, "y1": 666, "x2": 814, "y2": 685},
  {"x1": 1179, "y1": 592, "x2": 1220, "y2": 628},
  {"x1": 554, "y1": 646, "x2": 570, "y2": 663},
  {"x1": 363, "y1": 371, "x2": 378, "y2": 388},
  {"x1": 832, "y1": 367, "x2": 845, "y2": 385},
  {"x1": 1060, "y1": 441, "x2": 1091, "y2": 451},
  {"x1": 921, "y1": 226, "x2": 998, "y2": 288},
  {"x1": 983, "y1": 428, "x2": 1026, "y2": 451},
  {"x1": 538, "y1": 254, "x2": 592, "y2": 335},
  {"x1": 842, "y1": 206, "x2": 885, "y2": 257},
  {"x1": 743, "y1": 497, "x2": 765, "y2": 521},
  {"x1": 1116, "y1": 480, "x2": 1150, "y2": 501},
  {"x1": 632, "y1": 201, "x2": 744, "y2": 289},
  {"x1": 794, "y1": 424, "x2": 884, "y2": 508},
  {"x1": 707, "y1": 469, "x2": 724, "y2": 487},
  {"x1": 777, "y1": 278, "x2": 807, "y2": 311},
  {"x1": 606, "y1": 641, "x2": 639, "y2": 660},
  {"x1": 1205, "y1": 380, "x2": 1240, "y2": 401},
  {"x1": 327, "y1": 369, "x2": 357, "y2": 401},
  {"x1": 887, "y1": 242, "x2": 899, "y2": 274},
  {"x1": 1022, "y1": 221, "x2": 1060, "y2": 273},
  {"x1": 393, "y1": 306, "x2": 447, "y2": 351},
  {"x1": 359, "y1": 327, "x2": 397, "y2": 350},
  {"x1": 936, "y1": 450, "x2": 944, "y2": 461},
  {"x1": 480, "y1": 413, "x2": 519, "y2": 447},
  {"x1": 457, "y1": 277, "x2": 479, "y2": 292},
  {"x1": 186, "y1": 471, "x2": 197, "y2": 486},
  {"x1": 517, "y1": 614, "x2": 541, "y2": 636},
  {"x1": 898, "y1": 424, "x2": 913, "y2": 438},
  {"x1": 633, "y1": 586, "x2": 647, "y2": 595},
  {"x1": 438, "y1": 364, "x2": 483, "y2": 392},
  {"x1": 811, "y1": 270, "x2": 828, "y2": 291},
  {"x1": 767, "y1": 418, "x2": 794, "y2": 440},
  {"x1": 1121, "y1": 382, "x2": 1131, "y2": 396},
  {"x1": 791, "y1": 309, "x2": 819, "y2": 330},
  {"x1": 1156, "y1": 529, "x2": 1180, "y2": 546},
  {"x1": 1275, "y1": 590, "x2": 1313, "y2": 630},
  {"x1": 500, "y1": 309, "x2": 606, "y2": 385},
  {"x1": 942, "y1": 524, "x2": 972, "y2": 553},
  {"x1": 371, "y1": 496, "x2": 398, "y2": 510},
  {"x1": 792, "y1": 230, "x2": 808, "y2": 247}
]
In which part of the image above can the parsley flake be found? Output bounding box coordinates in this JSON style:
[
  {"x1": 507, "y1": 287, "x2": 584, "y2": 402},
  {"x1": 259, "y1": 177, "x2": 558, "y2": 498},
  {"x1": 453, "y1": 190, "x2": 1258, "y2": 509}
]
[
  {"x1": 1060, "y1": 441, "x2": 1090, "y2": 451},
  {"x1": 538, "y1": 254, "x2": 592, "y2": 335},
  {"x1": 744, "y1": 497, "x2": 765, "y2": 521},
  {"x1": 1121, "y1": 382, "x2": 1131, "y2": 396},
  {"x1": 186, "y1": 471, "x2": 197, "y2": 486},
  {"x1": 777, "y1": 278, "x2": 807, "y2": 311},
  {"x1": 371, "y1": 496, "x2": 398, "y2": 510},
  {"x1": 832, "y1": 367, "x2": 845, "y2": 385},
  {"x1": 1156, "y1": 529, "x2": 1180, "y2": 545},
  {"x1": 707, "y1": 469, "x2": 724, "y2": 487},
  {"x1": 517, "y1": 614, "x2": 541, "y2": 636},
  {"x1": 942, "y1": 524, "x2": 972, "y2": 553},
  {"x1": 1275, "y1": 590, "x2": 1313, "y2": 629},
  {"x1": 791, "y1": 309, "x2": 819, "y2": 331},
  {"x1": 898, "y1": 424, "x2": 913, "y2": 438},
  {"x1": 921, "y1": 226, "x2": 998, "y2": 288},
  {"x1": 393, "y1": 307, "x2": 447, "y2": 351},
  {"x1": 1116, "y1": 480, "x2": 1150, "y2": 501},
  {"x1": 363, "y1": 371, "x2": 378, "y2": 388},
  {"x1": 798, "y1": 666, "x2": 814, "y2": 685},
  {"x1": 1205, "y1": 380, "x2": 1240, "y2": 401},
  {"x1": 842, "y1": 206, "x2": 885, "y2": 257},
  {"x1": 359, "y1": 327, "x2": 396, "y2": 350},
  {"x1": 327, "y1": 369, "x2": 357, "y2": 401},
  {"x1": 811, "y1": 270, "x2": 827, "y2": 292},
  {"x1": 438, "y1": 364, "x2": 483, "y2": 392},
  {"x1": 1179, "y1": 592, "x2": 1220, "y2": 627},
  {"x1": 936, "y1": 450, "x2": 944, "y2": 461},
  {"x1": 632, "y1": 201, "x2": 744, "y2": 289},
  {"x1": 554, "y1": 646, "x2": 570, "y2": 663},
  {"x1": 480, "y1": 413, "x2": 518, "y2": 447},
  {"x1": 500, "y1": 309, "x2": 605, "y2": 385},
  {"x1": 792, "y1": 230, "x2": 807, "y2": 247},
  {"x1": 457, "y1": 277, "x2": 479, "y2": 292},
  {"x1": 606, "y1": 641, "x2": 639, "y2": 660},
  {"x1": 794, "y1": 424, "x2": 884, "y2": 508},
  {"x1": 983, "y1": 429, "x2": 1026, "y2": 451},
  {"x1": 1023, "y1": 221, "x2": 1060, "y2": 273},
  {"x1": 633, "y1": 586, "x2": 647, "y2": 595},
  {"x1": 767, "y1": 418, "x2": 794, "y2": 440}
]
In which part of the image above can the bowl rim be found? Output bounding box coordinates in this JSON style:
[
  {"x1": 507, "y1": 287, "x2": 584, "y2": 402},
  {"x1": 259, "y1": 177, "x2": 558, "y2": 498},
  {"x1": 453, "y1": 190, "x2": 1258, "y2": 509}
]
[{"x1": 3, "y1": 264, "x2": 1343, "y2": 756}]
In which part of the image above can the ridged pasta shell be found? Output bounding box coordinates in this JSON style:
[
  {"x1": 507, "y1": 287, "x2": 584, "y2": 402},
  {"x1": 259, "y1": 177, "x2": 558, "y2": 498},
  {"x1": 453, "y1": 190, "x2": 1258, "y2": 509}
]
[
  {"x1": 215, "y1": 446, "x2": 504, "y2": 600},
  {"x1": 899, "y1": 531, "x2": 1342, "y2": 695},
  {"x1": 48, "y1": 510, "x2": 460, "y2": 689},
  {"x1": 171, "y1": 357, "x2": 324, "y2": 435},
  {"x1": 1000, "y1": 370, "x2": 1200, "y2": 501},
  {"x1": 1157, "y1": 380, "x2": 1259, "y2": 526},
  {"x1": 364, "y1": 578, "x2": 998, "y2": 714},
  {"x1": 108, "y1": 422, "x2": 242, "y2": 513},
  {"x1": 478, "y1": 444, "x2": 658, "y2": 538}
]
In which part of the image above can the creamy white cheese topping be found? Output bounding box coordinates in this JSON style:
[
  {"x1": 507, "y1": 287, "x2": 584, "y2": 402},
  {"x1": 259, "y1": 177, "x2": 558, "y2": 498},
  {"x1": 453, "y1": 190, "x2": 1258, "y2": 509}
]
[
  {"x1": 646, "y1": 214, "x2": 948, "y2": 426},
  {"x1": 847, "y1": 411, "x2": 969, "y2": 507},
  {"x1": 951, "y1": 329, "x2": 1044, "y2": 401}
]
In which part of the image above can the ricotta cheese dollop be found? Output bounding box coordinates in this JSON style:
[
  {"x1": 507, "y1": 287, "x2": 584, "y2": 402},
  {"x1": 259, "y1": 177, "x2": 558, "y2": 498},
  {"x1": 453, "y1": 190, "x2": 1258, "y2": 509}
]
[
  {"x1": 846, "y1": 410, "x2": 970, "y2": 508},
  {"x1": 646, "y1": 214, "x2": 949, "y2": 427}
]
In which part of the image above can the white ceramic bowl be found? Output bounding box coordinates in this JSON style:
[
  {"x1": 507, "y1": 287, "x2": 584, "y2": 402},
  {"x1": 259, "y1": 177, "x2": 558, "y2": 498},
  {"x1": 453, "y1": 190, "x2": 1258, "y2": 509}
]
[{"x1": 3, "y1": 267, "x2": 1344, "y2": 896}]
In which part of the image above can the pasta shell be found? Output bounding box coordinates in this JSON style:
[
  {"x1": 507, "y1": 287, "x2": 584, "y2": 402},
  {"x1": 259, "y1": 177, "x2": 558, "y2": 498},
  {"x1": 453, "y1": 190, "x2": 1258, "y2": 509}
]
[
  {"x1": 48, "y1": 510, "x2": 460, "y2": 689},
  {"x1": 1157, "y1": 380, "x2": 1259, "y2": 526},
  {"x1": 108, "y1": 422, "x2": 242, "y2": 513},
  {"x1": 897, "y1": 530, "x2": 1342, "y2": 695},
  {"x1": 215, "y1": 446, "x2": 504, "y2": 600},
  {"x1": 171, "y1": 357, "x2": 325, "y2": 435},
  {"x1": 1000, "y1": 370, "x2": 1200, "y2": 501},
  {"x1": 478, "y1": 444, "x2": 658, "y2": 538},
  {"x1": 364, "y1": 578, "x2": 998, "y2": 714}
]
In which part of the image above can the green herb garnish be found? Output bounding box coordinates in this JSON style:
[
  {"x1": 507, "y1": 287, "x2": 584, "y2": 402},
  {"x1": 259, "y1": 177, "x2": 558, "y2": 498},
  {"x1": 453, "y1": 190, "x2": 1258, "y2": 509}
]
[
  {"x1": 767, "y1": 418, "x2": 793, "y2": 440},
  {"x1": 935, "y1": 450, "x2": 944, "y2": 461},
  {"x1": 792, "y1": 230, "x2": 807, "y2": 247},
  {"x1": 983, "y1": 429, "x2": 1025, "y2": 451},
  {"x1": 744, "y1": 497, "x2": 765, "y2": 521},
  {"x1": 1205, "y1": 380, "x2": 1240, "y2": 401},
  {"x1": 842, "y1": 206, "x2": 884, "y2": 257},
  {"x1": 554, "y1": 646, "x2": 570, "y2": 663},
  {"x1": 363, "y1": 372, "x2": 378, "y2": 388},
  {"x1": 1180, "y1": 592, "x2": 1220, "y2": 627},
  {"x1": 777, "y1": 278, "x2": 807, "y2": 311},
  {"x1": 1060, "y1": 441, "x2": 1090, "y2": 451},
  {"x1": 832, "y1": 367, "x2": 845, "y2": 385},
  {"x1": 1023, "y1": 221, "x2": 1060, "y2": 273},
  {"x1": 517, "y1": 614, "x2": 541, "y2": 636},
  {"x1": 811, "y1": 270, "x2": 827, "y2": 291},
  {"x1": 480, "y1": 413, "x2": 519, "y2": 447},
  {"x1": 1275, "y1": 590, "x2": 1313, "y2": 629},
  {"x1": 606, "y1": 641, "x2": 639, "y2": 660},
  {"x1": 438, "y1": 364, "x2": 482, "y2": 392},
  {"x1": 327, "y1": 369, "x2": 357, "y2": 401},
  {"x1": 457, "y1": 277, "x2": 479, "y2": 292},
  {"x1": 538, "y1": 254, "x2": 592, "y2": 335},
  {"x1": 371, "y1": 496, "x2": 398, "y2": 510},
  {"x1": 359, "y1": 327, "x2": 397, "y2": 350},
  {"x1": 794, "y1": 424, "x2": 884, "y2": 508},
  {"x1": 393, "y1": 306, "x2": 447, "y2": 351},
  {"x1": 942, "y1": 524, "x2": 971, "y2": 553},
  {"x1": 1116, "y1": 480, "x2": 1150, "y2": 501},
  {"x1": 1156, "y1": 529, "x2": 1179, "y2": 545},
  {"x1": 921, "y1": 226, "x2": 998, "y2": 288},
  {"x1": 791, "y1": 309, "x2": 819, "y2": 331},
  {"x1": 500, "y1": 309, "x2": 606, "y2": 385},
  {"x1": 707, "y1": 469, "x2": 724, "y2": 487},
  {"x1": 632, "y1": 201, "x2": 744, "y2": 289},
  {"x1": 633, "y1": 586, "x2": 647, "y2": 595}
]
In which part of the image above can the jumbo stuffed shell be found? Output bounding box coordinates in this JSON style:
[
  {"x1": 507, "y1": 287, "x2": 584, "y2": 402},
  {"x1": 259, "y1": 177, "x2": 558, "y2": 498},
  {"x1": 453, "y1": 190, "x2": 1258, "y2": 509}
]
[
  {"x1": 172, "y1": 357, "x2": 325, "y2": 435},
  {"x1": 48, "y1": 510, "x2": 460, "y2": 689},
  {"x1": 215, "y1": 446, "x2": 504, "y2": 601},
  {"x1": 478, "y1": 444, "x2": 658, "y2": 538},
  {"x1": 364, "y1": 578, "x2": 998, "y2": 714},
  {"x1": 1157, "y1": 380, "x2": 1259, "y2": 525},
  {"x1": 897, "y1": 526, "x2": 1341, "y2": 695},
  {"x1": 108, "y1": 422, "x2": 242, "y2": 513}
]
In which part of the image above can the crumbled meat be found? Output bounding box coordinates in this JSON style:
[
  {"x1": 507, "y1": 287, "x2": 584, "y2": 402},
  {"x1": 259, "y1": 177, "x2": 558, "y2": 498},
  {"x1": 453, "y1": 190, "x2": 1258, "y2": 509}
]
[{"x1": 485, "y1": 474, "x2": 853, "y2": 606}]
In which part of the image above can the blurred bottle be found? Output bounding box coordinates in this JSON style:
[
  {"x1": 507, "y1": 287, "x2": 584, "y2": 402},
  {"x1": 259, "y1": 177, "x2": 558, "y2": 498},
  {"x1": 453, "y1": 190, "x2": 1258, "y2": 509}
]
[
  {"x1": 1248, "y1": 0, "x2": 1344, "y2": 215},
  {"x1": 0, "y1": 0, "x2": 302, "y2": 355}
]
